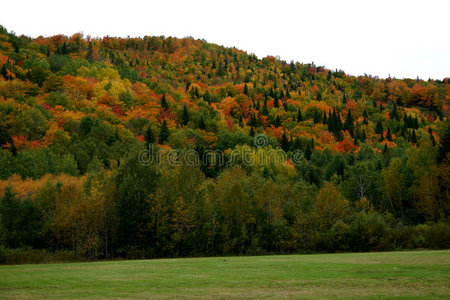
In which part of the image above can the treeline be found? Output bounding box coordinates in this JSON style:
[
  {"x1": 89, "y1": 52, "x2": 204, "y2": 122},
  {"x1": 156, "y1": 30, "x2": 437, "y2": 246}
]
[{"x1": 1, "y1": 135, "x2": 449, "y2": 261}]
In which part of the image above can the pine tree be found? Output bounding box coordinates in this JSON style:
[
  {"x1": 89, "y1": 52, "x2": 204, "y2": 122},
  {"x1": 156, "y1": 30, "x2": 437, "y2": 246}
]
[
  {"x1": 297, "y1": 109, "x2": 303, "y2": 122},
  {"x1": 159, "y1": 120, "x2": 170, "y2": 144},
  {"x1": 161, "y1": 93, "x2": 168, "y2": 109},
  {"x1": 344, "y1": 110, "x2": 354, "y2": 132},
  {"x1": 274, "y1": 115, "x2": 281, "y2": 127},
  {"x1": 0, "y1": 64, "x2": 7, "y2": 79},
  {"x1": 243, "y1": 83, "x2": 248, "y2": 95},
  {"x1": 323, "y1": 111, "x2": 328, "y2": 125},
  {"x1": 413, "y1": 117, "x2": 419, "y2": 129},
  {"x1": 10, "y1": 141, "x2": 17, "y2": 157},
  {"x1": 313, "y1": 109, "x2": 320, "y2": 124},
  {"x1": 144, "y1": 127, "x2": 155, "y2": 145},
  {"x1": 199, "y1": 116, "x2": 206, "y2": 130},
  {"x1": 249, "y1": 126, "x2": 255, "y2": 137},
  {"x1": 273, "y1": 95, "x2": 279, "y2": 108},
  {"x1": 262, "y1": 98, "x2": 269, "y2": 116},
  {"x1": 375, "y1": 121, "x2": 384, "y2": 134},
  {"x1": 61, "y1": 42, "x2": 68, "y2": 55},
  {"x1": 203, "y1": 90, "x2": 211, "y2": 103},
  {"x1": 391, "y1": 103, "x2": 399, "y2": 120},
  {"x1": 280, "y1": 133, "x2": 290, "y2": 152},
  {"x1": 182, "y1": 104, "x2": 189, "y2": 125},
  {"x1": 305, "y1": 144, "x2": 312, "y2": 160},
  {"x1": 401, "y1": 125, "x2": 407, "y2": 138},
  {"x1": 86, "y1": 41, "x2": 93, "y2": 62},
  {"x1": 411, "y1": 129, "x2": 418, "y2": 144},
  {"x1": 429, "y1": 127, "x2": 436, "y2": 146}
]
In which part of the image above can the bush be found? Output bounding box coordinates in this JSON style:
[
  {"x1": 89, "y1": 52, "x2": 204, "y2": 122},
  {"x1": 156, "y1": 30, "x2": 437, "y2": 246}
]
[
  {"x1": 415, "y1": 223, "x2": 450, "y2": 249},
  {"x1": 0, "y1": 247, "x2": 81, "y2": 265}
]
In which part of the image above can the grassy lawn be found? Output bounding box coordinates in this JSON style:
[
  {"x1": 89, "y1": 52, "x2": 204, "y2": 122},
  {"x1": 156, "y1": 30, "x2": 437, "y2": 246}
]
[{"x1": 0, "y1": 250, "x2": 449, "y2": 299}]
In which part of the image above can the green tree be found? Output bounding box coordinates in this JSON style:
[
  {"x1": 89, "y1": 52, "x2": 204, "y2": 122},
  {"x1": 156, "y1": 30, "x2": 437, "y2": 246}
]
[{"x1": 159, "y1": 120, "x2": 170, "y2": 144}]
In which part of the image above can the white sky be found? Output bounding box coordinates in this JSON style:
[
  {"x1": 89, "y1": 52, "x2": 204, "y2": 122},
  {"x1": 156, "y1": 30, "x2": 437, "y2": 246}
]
[{"x1": 2, "y1": 0, "x2": 449, "y2": 79}]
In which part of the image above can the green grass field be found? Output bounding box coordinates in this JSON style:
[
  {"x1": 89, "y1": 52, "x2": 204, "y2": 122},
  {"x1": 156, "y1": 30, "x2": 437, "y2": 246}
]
[{"x1": 0, "y1": 250, "x2": 449, "y2": 299}]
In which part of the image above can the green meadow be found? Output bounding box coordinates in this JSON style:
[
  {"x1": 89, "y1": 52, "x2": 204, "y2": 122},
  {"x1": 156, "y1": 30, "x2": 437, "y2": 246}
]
[{"x1": 0, "y1": 250, "x2": 449, "y2": 299}]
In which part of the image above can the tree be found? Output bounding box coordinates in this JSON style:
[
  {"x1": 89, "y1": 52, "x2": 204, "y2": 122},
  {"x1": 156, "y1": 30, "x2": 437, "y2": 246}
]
[
  {"x1": 438, "y1": 119, "x2": 450, "y2": 162},
  {"x1": 382, "y1": 158, "x2": 405, "y2": 216},
  {"x1": 199, "y1": 116, "x2": 206, "y2": 130},
  {"x1": 86, "y1": 41, "x2": 93, "y2": 62},
  {"x1": 161, "y1": 93, "x2": 168, "y2": 109},
  {"x1": 375, "y1": 121, "x2": 384, "y2": 134},
  {"x1": 79, "y1": 116, "x2": 93, "y2": 136},
  {"x1": 305, "y1": 144, "x2": 312, "y2": 160},
  {"x1": 144, "y1": 127, "x2": 155, "y2": 145},
  {"x1": 182, "y1": 104, "x2": 190, "y2": 125},
  {"x1": 297, "y1": 109, "x2": 303, "y2": 122},
  {"x1": 159, "y1": 120, "x2": 170, "y2": 144},
  {"x1": 386, "y1": 128, "x2": 392, "y2": 141},
  {"x1": 312, "y1": 182, "x2": 349, "y2": 230},
  {"x1": 280, "y1": 133, "x2": 290, "y2": 152},
  {"x1": 0, "y1": 186, "x2": 42, "y2": 248},
  {"x1": 113, "y1": 148, "x2": 160, "y2": 250}
]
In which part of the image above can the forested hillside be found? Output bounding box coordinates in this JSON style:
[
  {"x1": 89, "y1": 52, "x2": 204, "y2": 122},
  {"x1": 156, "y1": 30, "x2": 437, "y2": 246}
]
[{"x1": 0, "y1": 25, "x2": 449, "y2": 261}]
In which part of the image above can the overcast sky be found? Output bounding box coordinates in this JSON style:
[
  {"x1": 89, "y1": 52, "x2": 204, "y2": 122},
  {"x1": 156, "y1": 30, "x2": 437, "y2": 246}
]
[{"x1": 2, "y1": 0, "x2": 449, "y2": 79}]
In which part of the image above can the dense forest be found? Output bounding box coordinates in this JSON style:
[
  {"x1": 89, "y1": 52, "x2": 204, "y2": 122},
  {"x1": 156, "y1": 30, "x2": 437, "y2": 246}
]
[{"x1": 0, "y1": 25, "x2": 449, "y2": 262}]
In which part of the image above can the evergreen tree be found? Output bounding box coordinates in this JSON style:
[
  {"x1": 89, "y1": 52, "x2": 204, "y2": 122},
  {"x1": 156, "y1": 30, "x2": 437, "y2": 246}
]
[
  {"x1": 199, "y1": 116, "x2": 206, "y2": 130},
  {"x1": 0, "y1": 64, "x2": 7, "y2": 79},
  {"x1": 280, "y1": 132, "x2": 290, "y2": 152},
  {"x1": 10, "y1": 141, "x2": 17, "y2": 157},
  {"x1": 61, "y1": 42, "x2": 68, "y2": 55},
  {"x1": 243, "y1": 83, "x2": 248, "y2": 95},
  {"x1": 144, "y1": 127, "x2": 156, "y2": 145},
  {"x1": 344, "y1": 110, "x2": 354, "y2": 132},
  {"x1": 182, "y1": 104, "x2": 189, "y2": 125},
  {"x1": 375, "y1": 121, "x2": 384, "y2": 134},
  {"x1": 249, "y1": 126, "x2": 255, "y2": 137},
  {"x1": 313, "y1": 109, "x2": 320, "y2": 124},
  {"x1": 86, "y1": 41, "x2": 93, "y2": 62},
  {"x1": 297, "y1": 109, "x2": 303, "y2": 122},
  {"x1": 273, "y1": 95, "x2": 279, "y2": 108},
  {"x1": 305, "y1": 144, "x2": 312, "y2": 160},
  {"x1": 362, "y1": 129, "x2": 366, "y2": 142},
  {"x1": 161, "y1": 93, "x2": 168, "y2": 109},
  {"x1": 413, "y1": 116, "x2": 419, "y2": 129},
  {"x1": 411, "y1": 129, "x2": 418, "y2": 144},
  {"x1": 203, "y1": 90, "x2": 211, "y2": 103},
  {"x1": 159, "y1": 120, "x2": 170, "y2": 144},
  {"x1": 391, "y1": 103, "x2": 399, "y2": 120},
  {"x1": 429, "y1": 127, "x2": 436, "y2": 146},
  {"x1": 274, "y1": 115, "x2": 281, "y2": 127},
  {"x1": 401, "y1": 125, "x2": 407, "y2": 138},
  {"x1": 262, "y1": 98, "x2": 269, "y2": 116}
]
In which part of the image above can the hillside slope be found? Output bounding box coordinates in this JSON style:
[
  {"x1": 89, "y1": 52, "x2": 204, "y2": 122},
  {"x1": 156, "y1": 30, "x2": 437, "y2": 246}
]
[{"x1": 0, "y1": 25, "x2": 449, "y2": 259}]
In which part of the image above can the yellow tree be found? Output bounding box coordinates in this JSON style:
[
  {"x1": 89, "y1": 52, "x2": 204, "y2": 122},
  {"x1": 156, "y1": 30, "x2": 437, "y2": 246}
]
[{"x1": 312, "y1": 182, "x2": 349, "y2": 230}]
